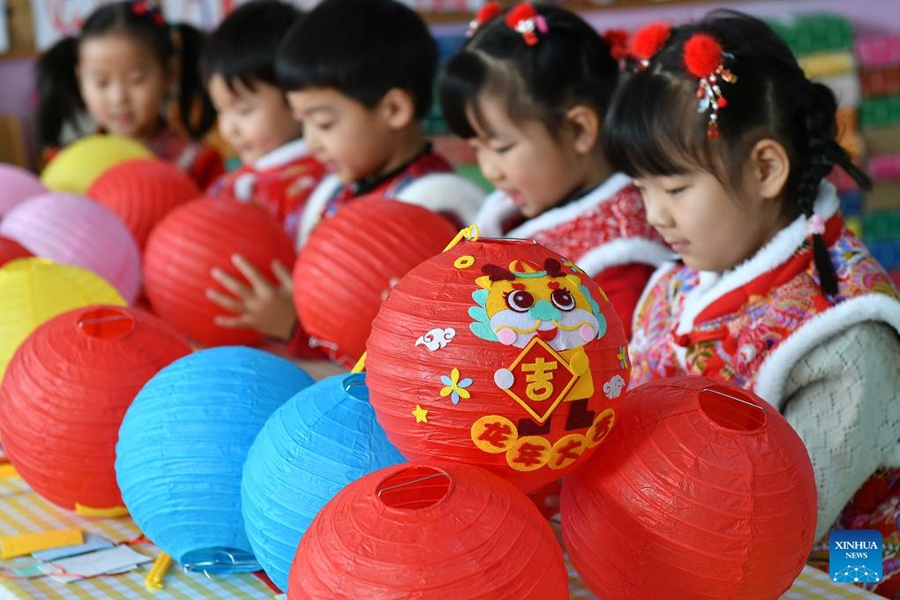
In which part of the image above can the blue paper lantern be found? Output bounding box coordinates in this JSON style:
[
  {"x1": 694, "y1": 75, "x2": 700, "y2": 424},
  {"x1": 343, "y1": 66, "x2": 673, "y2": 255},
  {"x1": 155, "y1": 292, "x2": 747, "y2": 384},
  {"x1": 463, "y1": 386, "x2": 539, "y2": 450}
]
[
  {"x1": 115, "y1": 346, "x2": 314, "y2": 572},
  {"x1": 241, "y1": 372, "x2": 405, "y2": 591}
]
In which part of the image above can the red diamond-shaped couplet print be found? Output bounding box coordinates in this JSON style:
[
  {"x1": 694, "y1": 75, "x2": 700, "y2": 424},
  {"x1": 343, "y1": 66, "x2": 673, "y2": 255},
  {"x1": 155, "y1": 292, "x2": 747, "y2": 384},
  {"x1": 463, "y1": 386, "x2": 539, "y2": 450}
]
[{"x1": 503, "y1": 337, "x2": 578, "y2": 424}]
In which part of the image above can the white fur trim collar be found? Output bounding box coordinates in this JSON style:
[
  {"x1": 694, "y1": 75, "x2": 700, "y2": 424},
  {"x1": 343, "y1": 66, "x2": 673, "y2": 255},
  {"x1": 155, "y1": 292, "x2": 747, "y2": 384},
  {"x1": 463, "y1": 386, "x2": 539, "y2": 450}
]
[
  {"x1": 475, "y1": 190, "x2": 517, "y2": 238},
  {"x1": 577, "y1": 238, "x2": 675, "y2": 277},
  {"x1": 676, "y1": 182, "x2": 840, "y2": 336},
  {"x1": 754, "y1": 295, "x2": 900, "y2": 409},
  {"x1": 508, "y1": 173, "x2": 633, "y2": 239},
  {"x1": 255, "y1": 138, "x2": 311, "y2": 170},
  {"x1": 297, "y1": 174, "x2": 341, "y2": 249}
]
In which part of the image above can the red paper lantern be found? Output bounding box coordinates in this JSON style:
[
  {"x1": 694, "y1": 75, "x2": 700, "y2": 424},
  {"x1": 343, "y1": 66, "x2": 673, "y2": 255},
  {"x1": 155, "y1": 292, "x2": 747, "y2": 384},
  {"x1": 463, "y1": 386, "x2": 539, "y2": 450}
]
[
  {"x1": 87, "y1": 158, "x2": 201, "y2": 250},
  {"x1": 0, "y1": 306, "x2": 191, "y2": 514},
  {"x1": 294, "y1": 195, "x2": 457, "y2": 366},
  {"x1": 288, "y1": 461, "x2": 568, "y2": 599},
  {"x1": 560, "y1": 376, "x2": 817, "y2": 600},
  {"x1": 0, "y1": 237, "x2": 32, "y2": 267},
  {"x1": 143, "y1": 197, "x2": 296, "y2": 347},
  {"x1": 366, "y1": 238, "x2": 629, "y2": 493}
]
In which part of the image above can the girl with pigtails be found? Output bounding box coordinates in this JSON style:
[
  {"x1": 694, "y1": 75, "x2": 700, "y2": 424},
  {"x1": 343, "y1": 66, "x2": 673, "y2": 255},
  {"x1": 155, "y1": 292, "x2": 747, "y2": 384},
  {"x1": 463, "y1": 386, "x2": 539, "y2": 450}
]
[
  {"x1": 609, "y1": 11, "x2": 900, "y2": 594},
  {"x1": 35, "y1": 0, "x2": 223, "y2": 188},
  {"x1": 439, "y1": 2, "x2": 670, "y2": 341}
]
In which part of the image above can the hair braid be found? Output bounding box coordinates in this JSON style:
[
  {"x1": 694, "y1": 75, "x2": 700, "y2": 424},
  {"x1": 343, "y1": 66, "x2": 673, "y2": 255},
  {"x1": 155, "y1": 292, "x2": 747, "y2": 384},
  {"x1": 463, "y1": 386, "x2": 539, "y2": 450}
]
[{"x1": 795, "y1": 81, "x2": 858, "y2": 296}]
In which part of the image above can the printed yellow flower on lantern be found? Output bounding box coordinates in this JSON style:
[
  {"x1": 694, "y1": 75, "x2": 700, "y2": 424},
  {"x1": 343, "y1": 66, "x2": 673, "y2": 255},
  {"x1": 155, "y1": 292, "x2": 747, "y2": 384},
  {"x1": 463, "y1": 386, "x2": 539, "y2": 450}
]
[
  {"x1": 617, "y1": 346, "x2": 630, "y2": 370},
  {"x1": 440, "y1": 368, "x2": 473, "y2": 405}
]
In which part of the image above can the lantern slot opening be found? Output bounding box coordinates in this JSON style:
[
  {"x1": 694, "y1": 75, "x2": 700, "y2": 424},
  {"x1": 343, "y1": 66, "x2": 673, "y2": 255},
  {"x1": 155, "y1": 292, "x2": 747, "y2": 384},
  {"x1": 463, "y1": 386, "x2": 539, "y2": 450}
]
[
  {"x1": 698, "y1": 385, "x2": 766, "y2": 431},
  {"x1": 376, "y1": 467, "x2": 450, "y2": 510},
  {"x1": 77, "y1": 308, "x2": 134, "y2": 339}
]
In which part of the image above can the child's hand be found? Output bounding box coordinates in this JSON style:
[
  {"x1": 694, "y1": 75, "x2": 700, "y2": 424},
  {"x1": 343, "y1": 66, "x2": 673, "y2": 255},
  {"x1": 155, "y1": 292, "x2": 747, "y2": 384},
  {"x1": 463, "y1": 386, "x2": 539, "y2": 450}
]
[{"x1": 206, "y1": 255, "x2": 297, "y2": 341}]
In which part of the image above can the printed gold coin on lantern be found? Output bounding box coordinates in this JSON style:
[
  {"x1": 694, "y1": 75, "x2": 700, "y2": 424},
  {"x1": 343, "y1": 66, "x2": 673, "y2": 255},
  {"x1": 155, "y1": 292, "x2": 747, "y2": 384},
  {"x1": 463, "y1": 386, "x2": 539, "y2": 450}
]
[{"x1": 366, "y1": 236, "x2": 629, "y2": 492}]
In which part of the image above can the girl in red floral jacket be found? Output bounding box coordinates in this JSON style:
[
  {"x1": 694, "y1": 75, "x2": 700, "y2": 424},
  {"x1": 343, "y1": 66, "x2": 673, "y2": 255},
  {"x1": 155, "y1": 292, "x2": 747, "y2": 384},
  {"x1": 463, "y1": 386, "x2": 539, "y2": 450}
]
[{"x1": 608, "y1": 12, "x2": 900, "y2": 596}]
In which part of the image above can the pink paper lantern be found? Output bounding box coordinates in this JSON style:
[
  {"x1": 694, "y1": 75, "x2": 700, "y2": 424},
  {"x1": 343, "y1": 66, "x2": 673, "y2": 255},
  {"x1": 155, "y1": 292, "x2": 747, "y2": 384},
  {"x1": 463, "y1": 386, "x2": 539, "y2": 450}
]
[
  {"x1": 0, "y1": 193, "x2": 141, "y2": 302},
  {"x1": 560, "y1": 376, "x2": 817, "y2": 600},
  {"x1": 0, "y1": 164, "x2": 47, "y2": 218}
]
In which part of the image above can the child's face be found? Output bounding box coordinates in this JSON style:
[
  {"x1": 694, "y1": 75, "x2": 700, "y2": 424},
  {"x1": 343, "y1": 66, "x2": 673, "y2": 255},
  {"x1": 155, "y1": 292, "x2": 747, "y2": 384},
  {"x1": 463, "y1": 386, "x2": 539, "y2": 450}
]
[
  {"x1": 208, "y1": 75, "x2": 301, "y2": 165},
  {"x1": 466, "y1": 94, "x2": 588, "y2": 218},
  {"x1": 634, "y1": 171, "x2": 783, "y2": 272},
  {"x1": 77, "y1": 33, "x2": 170, "y2": 141},
  {"x1": 286, "y1": 88, "x2": 395, "y2": 184}
]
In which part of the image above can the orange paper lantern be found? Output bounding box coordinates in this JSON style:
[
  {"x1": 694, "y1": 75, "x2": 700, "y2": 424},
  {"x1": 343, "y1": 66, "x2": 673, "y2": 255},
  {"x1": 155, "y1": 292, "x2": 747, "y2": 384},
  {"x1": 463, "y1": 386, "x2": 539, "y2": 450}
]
[
  {"x1": 0, "y1": 236, "x2": 32, "y2": 267},
  {"x1": 294, "y1": 195, "x2": 456, "y2": 365},
  {"x1": 0, "y1": 306, "x2": 191, "y2": 514},
  {"x1": 560, "y1": 376, "x2": 817, "y2": 600},
  {"x1": 143, "y1": 197, "x2": 296, "y2": 347},
  {"x1": 288, "y1": 462, "x2": 568, "y2": 599},
  {"x1": 87, "y1": 158, "x2": 201, "y2": 249},
  {"x1": 366, "y1": 238, "x2": 628, "y2": 493}
]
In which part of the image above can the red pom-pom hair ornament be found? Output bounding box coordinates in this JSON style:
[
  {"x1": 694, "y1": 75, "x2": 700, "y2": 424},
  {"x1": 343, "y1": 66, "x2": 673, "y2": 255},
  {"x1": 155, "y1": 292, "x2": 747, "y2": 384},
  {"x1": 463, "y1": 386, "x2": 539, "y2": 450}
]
[
  {"x1": 366, "y1": 235, "x2": 629, "y2": 493},
  {"x1": 560, "y1": 377, "x2": 817, "y2": 600},
  {"x1": 630, "y1": 22, "x2": 671, "y2": 65},
  {"x1": 684, "y1": 33, "x2": 725, "y2": 79},
  {"x1": 293, "y1": 195, "x2": 457, "y2": 366},
  {"x1": 87, "y1": 158, "x2": 201, "y2": 250},
  {"x1": 602, "y1": 28, "x2": 630, "y2": 62},
  {"x1": 288, "y1": 461, "x2": 569, "y2": 599},
  {"x1": 0, "y1": 306, "x2": 190, "y2": 514},
  {"x1": 466, "y1": 0, "x2": 501, "y2": 37},
  {"x1": 143, "y1": 197, "x2": 296, "y2": 347},
  {"x1": 683, "y1": 33, "x2": 737, "y2": 138}
]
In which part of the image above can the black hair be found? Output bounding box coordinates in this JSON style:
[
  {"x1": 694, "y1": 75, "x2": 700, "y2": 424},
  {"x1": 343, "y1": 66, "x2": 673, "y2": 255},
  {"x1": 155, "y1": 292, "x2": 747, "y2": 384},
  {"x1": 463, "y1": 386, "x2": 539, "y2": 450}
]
[
  {"x1": 602, "y1": 10, "x2": 871, "y2": 296},
  {"x1": 438, "y1": 3, "x2": 619, "y2": 139},
  {"x1": 200, "y1": 0, "x2": 301, "y2": 93},
  {"x1": 275, "y1": 0, "x2": 438, "y2": 119},
  {"x1": 35, "y1": 0, "x2": 215, "y2": 148}
]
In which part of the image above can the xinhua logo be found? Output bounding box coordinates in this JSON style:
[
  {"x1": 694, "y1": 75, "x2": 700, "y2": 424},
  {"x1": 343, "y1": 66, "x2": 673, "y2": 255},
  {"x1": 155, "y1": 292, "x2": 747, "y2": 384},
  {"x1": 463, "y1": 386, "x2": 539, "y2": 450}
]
[{"x1": 830, "y1": 529, "x2": 883, "y2": 583}]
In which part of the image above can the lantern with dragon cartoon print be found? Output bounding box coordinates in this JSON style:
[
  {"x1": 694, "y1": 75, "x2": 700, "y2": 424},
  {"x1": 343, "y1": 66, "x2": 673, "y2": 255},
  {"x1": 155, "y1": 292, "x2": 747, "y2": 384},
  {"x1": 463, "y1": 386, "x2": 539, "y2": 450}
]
[{"x1": 365, "y1": 238, "x2": 629, "y2": 492}]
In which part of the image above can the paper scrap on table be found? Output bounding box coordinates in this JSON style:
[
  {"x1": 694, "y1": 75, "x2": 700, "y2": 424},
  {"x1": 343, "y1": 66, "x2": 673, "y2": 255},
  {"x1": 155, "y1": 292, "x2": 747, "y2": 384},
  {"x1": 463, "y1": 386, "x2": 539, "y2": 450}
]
[
  {"x1": 37, "y1": 545, "x2": 152, "y2": 584},
  {"x1": 10, "y1": 562, "x2": 48, "y2": 578},
  {"x1": 32, "y1": 533, "x2": 113, "y2": 561},
  {"x1": 0, "y1": 528, "x2": 83, "y2": 559}
]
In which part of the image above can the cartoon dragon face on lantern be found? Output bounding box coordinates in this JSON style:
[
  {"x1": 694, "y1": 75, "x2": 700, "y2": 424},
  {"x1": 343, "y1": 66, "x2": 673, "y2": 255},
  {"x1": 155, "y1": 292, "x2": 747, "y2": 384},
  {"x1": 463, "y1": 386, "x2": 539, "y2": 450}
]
[
  {"x1": 469, "y1": 258, "x2": 606, "y2": 350},
  {"x1": 364, "y1": 238, "x2": 630, "y2": 492}
]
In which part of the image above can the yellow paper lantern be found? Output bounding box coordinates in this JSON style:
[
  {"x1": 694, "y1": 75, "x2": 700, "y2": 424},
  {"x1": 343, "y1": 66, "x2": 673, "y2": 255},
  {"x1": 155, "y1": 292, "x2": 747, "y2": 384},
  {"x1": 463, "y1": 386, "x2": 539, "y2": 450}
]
[
  {"x1": 40, "y1": 135, "x2": 153, "y2": 193},
  {"x1": 0, "y1": 258, "x2": 126, "y2": 380}
]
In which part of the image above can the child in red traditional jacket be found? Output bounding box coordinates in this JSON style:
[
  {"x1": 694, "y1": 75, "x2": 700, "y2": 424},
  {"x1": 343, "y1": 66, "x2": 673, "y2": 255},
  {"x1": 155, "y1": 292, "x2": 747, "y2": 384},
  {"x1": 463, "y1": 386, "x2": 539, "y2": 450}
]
[
  {"x1": 608, "y1": 13, "x2": 900, "y2": 596},
  {"x1": 36, "y1": 0, "x2": 223, "y2": 188},
  {"x1": 202, "y1": 0, "x2": 326, "y2": 243},
  {"x1": 438, "y1": 2, "x2": 670, "y2": 339},
  {"x1": 207, "y1": 0, "x2": 485, "y2": 354}
]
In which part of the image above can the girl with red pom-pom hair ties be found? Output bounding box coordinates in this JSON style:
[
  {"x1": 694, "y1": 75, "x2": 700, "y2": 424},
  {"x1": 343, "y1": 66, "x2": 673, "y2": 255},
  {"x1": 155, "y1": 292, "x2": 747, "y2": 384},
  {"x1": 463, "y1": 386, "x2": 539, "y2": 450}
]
[
  {"x1": 606, "y1": 11, "x2": 900, "y2": 596},
  {"x1": 438, "y1": 3, "x2": 670, "y2": 341}
]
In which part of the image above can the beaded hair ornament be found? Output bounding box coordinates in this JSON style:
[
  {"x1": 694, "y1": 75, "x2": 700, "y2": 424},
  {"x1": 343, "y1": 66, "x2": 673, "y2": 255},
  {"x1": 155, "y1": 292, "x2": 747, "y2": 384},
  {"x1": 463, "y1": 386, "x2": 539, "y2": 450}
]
[
  {"x1": 466, "y1": 1, "x2": 501, "y2": 37},
  {"x1": 683, "y1": 33, "x2": 737, "y2": 139},
  {"x1": 505, "y1": 3, "x2": 548, "y2": 46}
]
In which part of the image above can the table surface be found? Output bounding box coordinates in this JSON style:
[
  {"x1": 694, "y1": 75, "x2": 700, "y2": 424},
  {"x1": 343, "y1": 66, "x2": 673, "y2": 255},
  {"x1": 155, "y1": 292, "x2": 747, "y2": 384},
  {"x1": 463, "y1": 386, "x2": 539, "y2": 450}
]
[{"x1": 0, "y1": 358, "x2": 883, "y2": 599}]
